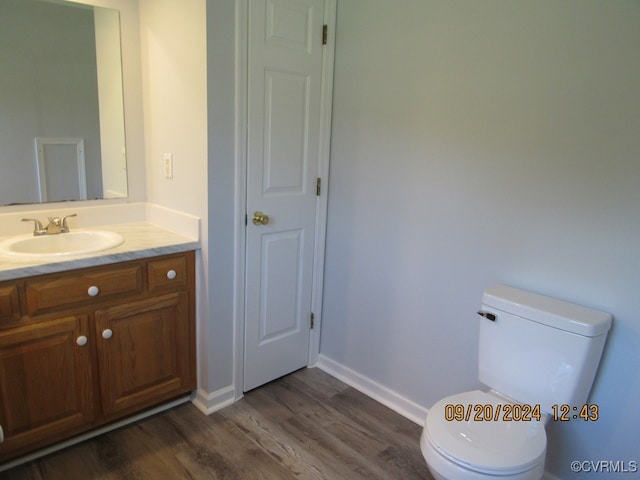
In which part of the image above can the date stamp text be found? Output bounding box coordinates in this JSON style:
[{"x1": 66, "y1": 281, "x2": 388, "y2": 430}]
[{"x1": 444, "y1": 403, "x2": 601, "y2": 422}]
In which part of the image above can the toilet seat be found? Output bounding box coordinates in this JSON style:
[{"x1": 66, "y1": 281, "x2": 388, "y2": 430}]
[{"x1": 426, "y1": 390, "x2": 546, "y2": 475}]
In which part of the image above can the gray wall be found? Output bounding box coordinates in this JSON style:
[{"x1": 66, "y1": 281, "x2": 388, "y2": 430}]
[
  {"x1": 206, "y1": 0, "x2": 237, "y2": 392},
  {"x1": 321, "y1": 1, "x2": 640, "y2": 478}
]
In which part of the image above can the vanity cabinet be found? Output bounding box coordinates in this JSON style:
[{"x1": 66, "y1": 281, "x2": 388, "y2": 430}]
[{"x1": 0, "y1": 251, "x2": 196, "y2": 463}]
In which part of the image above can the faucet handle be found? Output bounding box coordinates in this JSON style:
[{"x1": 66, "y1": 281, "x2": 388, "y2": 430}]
[
  {"x1": 61, "y1": 213, "x2": 78, "y2": 232},
  {"x1": 21, "y1": 218, "x2": 45, "y2": 236}
]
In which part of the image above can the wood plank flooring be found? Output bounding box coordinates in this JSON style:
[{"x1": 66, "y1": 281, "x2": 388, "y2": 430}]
[{"x1": 1, "y1": 368, "x2": 432, "y2": 479}]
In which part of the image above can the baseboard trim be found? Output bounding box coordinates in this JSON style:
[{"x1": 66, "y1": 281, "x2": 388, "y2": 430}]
[
  {"x1": 316, "y1": 354, "x2": 428, "y2": 426},
  {"x1": 191, "y1": 385, "x2": 236, "y2": 415}
]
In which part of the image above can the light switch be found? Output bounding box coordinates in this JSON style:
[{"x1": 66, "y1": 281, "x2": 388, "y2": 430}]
[{"x1": 163, "y1": 153, "x2": 173, "y2": 179}]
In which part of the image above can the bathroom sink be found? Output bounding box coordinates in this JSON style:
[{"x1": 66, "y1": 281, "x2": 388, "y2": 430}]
[{"x1": 0, "y1": 230, "x2": 124, "y2": 258}]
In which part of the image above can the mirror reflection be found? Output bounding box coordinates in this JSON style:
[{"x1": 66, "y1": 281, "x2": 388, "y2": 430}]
[{"x1": 0, "y1": 0, "x2": 127, "y2": 206}]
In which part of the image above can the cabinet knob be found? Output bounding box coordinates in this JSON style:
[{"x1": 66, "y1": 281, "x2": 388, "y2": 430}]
[
  {"x1": 87, "y1": 285, "x2": 100, "y2": 297},
  {"x1": 167, "y1": 269, "x2": 177, "y2": 280},
  {"x1": 102, "y1": 329, "x2": 113, "y2": 339},
  {"x1": 76, "y1": 335, "x2": 88, "y2": 346}
]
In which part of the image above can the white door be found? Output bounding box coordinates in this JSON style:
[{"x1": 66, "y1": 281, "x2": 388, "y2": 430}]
[{"x1": 244, "y1": 0, "x2": 326, "y2": 392}]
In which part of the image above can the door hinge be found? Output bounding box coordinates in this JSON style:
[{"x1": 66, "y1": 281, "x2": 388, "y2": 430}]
[
  {"x1": 316, "y1": 177, "x2": 321, "y2": 196},
  {"x1": 310, "y1": 312, "x2": 315, "y2": 329},
  {"x1": 322, "y1": 25, "x2": 328, "y2": 45}
]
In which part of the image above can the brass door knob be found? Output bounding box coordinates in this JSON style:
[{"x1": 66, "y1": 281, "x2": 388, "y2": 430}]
[{"x1": 252, "y1": 211, "x2": 270, "y2": 225}]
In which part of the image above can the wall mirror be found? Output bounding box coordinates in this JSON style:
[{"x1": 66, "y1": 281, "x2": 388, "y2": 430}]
[{"x1": 0, "y1": 0, "x2": 127, "y2": 206}]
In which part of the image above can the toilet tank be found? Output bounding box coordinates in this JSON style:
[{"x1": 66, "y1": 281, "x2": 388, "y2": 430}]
[{"x1": 478, "y1": 285, "x2": 612, "y2": 414}]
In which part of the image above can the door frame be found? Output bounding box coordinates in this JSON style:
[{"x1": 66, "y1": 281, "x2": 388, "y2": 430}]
[{"x1": 232, "y1": 0, "x2": 336, "y2": 399}]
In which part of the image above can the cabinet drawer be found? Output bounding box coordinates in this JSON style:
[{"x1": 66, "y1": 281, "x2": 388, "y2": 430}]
[
  {"x1": 25, "y1": 265, "x2": 143, "y2": 316},
  {"x1": 147, "y1": 255, "x2": 188, "y2": 293},
  {"x1": 0, "y1": 284, "x2": 20, "y2": 323}
]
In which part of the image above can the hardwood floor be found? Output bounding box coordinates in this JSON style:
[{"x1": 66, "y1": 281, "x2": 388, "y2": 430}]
[{"x1": 2, "y1": 368, "x2": 432, "y2": 479}]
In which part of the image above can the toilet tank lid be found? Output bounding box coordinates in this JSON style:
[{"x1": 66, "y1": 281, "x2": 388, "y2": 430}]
[{"x1": 482, "y1": 285, "x2": 612, "y2": 337}]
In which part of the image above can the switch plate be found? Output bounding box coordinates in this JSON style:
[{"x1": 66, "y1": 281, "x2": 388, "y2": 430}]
[{"x1": 163, "y1": 153, "x2": 173, "y2": 179}]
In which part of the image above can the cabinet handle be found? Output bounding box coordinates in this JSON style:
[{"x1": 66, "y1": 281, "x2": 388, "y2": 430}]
[
  {"x1": 0, "y1": 424, "x2": 3, "y2": 443},
  {"x1": 102, "y1": 329, "x2": 113, "y2": 339},
  {"x1": 87, "y1": 285, "x2": 100, "y2": 297},
  {"x1": 76, "y1": 335, "x2": 88, "y2": 346},
  {"x1": 167, "y1": 269, "x2": 177, "y2": 280}
]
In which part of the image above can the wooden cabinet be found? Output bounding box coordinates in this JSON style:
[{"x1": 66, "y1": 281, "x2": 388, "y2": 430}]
[
  {"x1": 0, "y1": 251, "x2": 196, "y2": 463},
  {"x1": 0, "y1": 314, "x2": 93, "y2": 459},
  {"x1": 95, "y1": 292, "x2": 192, "y2": 418}
]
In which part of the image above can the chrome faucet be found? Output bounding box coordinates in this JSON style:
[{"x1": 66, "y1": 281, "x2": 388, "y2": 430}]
[{"x1": 22, "y1": 214, "x2": 77, "y2": 236}]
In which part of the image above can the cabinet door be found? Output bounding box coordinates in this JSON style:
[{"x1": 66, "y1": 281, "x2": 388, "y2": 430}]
[
  {"x1": 0, "y1": 284, "x2": 21, "y2": 325},
  {"x1": 95, "y1": 292, "x2": 195, "y2": 418},
  {"x1": 0, "y1": 315, "x2": 93, "y2": 461}
]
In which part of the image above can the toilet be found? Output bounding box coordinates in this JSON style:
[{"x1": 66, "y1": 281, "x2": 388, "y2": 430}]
[{"x1": 421, "y1": 284, "x2": 612, "y2": 480}]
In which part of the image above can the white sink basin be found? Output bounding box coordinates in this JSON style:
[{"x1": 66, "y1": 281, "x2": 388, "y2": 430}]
[{"x1": 0, "y1": 230, "x2": 124, "y2": 258}]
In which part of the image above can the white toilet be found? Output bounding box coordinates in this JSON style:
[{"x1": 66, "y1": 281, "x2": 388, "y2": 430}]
[{"x1": 421, "y1": 284, "x2": 612, "y2": 480}]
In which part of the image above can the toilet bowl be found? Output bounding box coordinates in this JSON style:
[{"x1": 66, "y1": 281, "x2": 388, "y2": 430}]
[
  {"x1": 420, "y1": 390, "x2": 546, "y2": 480},
  {"x1": 420, "y1": 285, "x2": 612, "y2": 480}
]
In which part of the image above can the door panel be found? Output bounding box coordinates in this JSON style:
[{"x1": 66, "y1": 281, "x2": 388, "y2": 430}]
[
  {"x1": 244, "y1": 0, "x2": 325, "y2": 391},
  {"x1": 265, "y1": 0, "x2": 315, "y2": 52},
  {"x1": 259, "y1": 229, "x2": 304, "y2": 344},
  {"x1": 263, "y1": 69, "x2": 310, "y2": 194}
]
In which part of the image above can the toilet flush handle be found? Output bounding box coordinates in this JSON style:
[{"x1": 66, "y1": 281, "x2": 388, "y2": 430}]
[{"x1": 477, "y1": 311, "x2": 497, "y2": 321}]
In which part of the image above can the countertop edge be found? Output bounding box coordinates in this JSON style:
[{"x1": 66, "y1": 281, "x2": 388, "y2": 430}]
[{"x1": 0, "y1": 223, "x2": 200, "y2": 281}]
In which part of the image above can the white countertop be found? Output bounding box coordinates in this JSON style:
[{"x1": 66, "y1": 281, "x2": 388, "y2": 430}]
[{"x1": 0, "y1": 222, "x2": 199, "y2": 281}]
